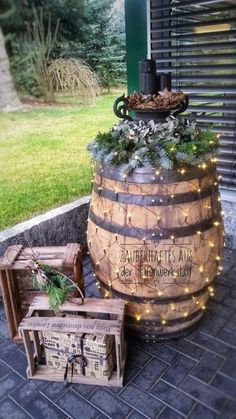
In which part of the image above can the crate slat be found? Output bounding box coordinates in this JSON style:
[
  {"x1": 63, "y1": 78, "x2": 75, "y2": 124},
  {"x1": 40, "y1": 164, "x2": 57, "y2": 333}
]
[
  {"x1": 20, "y1": 316, "x2": 122, "y2": 336},
  {"x1": 0, "y1": 245, "x2": 23, "y2": 269},
  {"x1": 29, "y1": 295, "x2": 125, "y2": 314}
]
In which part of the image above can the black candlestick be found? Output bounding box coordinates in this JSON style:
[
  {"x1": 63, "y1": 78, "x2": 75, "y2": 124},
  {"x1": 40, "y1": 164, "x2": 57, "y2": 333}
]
[{"x1": 139, "y1": 59, "x2": 156, "y2": 95}]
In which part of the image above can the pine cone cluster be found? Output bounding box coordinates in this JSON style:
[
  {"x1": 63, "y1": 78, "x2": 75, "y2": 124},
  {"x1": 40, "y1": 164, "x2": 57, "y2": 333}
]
[{"x1": 127, "y1": 88, "x2": 187, "y2": 110}]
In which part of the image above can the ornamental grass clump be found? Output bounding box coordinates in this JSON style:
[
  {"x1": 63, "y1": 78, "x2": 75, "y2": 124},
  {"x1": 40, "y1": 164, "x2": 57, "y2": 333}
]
[{"x1": 87, "y1": 116, "x2": 218, "y2": 174}]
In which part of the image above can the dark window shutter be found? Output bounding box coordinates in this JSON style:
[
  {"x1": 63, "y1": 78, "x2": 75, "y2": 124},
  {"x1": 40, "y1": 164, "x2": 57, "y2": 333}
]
[{"x1": 149, "y1": 0, "x2": 236, "y2": 191}]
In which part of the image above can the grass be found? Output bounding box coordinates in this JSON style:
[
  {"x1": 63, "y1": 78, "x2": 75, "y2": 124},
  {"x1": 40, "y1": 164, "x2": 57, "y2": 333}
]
[{"x1": 0, "y1": 92, "x2": 123, "y2": 230}]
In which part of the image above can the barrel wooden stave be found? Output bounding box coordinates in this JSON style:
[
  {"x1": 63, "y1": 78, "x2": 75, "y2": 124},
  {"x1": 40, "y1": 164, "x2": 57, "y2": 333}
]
[{"x1": 88, "y1": 163, "x2": 223, "y2": 339}]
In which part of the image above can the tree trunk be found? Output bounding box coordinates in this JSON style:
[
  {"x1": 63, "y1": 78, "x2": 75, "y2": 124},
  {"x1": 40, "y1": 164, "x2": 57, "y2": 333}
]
[{"x1": 0, "y1": 26, "x2": 21, "y2": 111}]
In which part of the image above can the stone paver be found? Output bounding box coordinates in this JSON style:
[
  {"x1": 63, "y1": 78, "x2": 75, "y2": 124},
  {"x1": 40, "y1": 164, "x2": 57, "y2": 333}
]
[{"x1": 0, "y1": 248, "x2": 235, "y2": 418}]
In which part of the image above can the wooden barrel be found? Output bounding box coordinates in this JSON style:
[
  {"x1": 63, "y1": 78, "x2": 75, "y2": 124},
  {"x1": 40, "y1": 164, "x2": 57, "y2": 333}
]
[{"x1": 87, "y1": 163, "x2": 224, "y2": 341}]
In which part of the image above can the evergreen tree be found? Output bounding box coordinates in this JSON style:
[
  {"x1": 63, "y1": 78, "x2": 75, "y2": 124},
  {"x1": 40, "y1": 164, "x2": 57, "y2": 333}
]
[{"x1": 96, "y1": 8, "x2": 126, "y2": 91}]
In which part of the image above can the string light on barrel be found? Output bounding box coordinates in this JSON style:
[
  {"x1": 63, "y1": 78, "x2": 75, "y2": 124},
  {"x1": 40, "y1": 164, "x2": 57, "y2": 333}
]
[{"x1": 208, "y1": 286, "x2": 214, "y2": 297}]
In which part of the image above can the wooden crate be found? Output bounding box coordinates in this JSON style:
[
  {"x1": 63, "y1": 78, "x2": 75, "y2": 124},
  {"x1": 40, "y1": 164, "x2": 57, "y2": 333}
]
[
  {"x1": 0, "y1": 243, "x2": 84, "y2": 341},
  {"x1": 19, "y1": 295, "x2": 126, "y2": 387}
]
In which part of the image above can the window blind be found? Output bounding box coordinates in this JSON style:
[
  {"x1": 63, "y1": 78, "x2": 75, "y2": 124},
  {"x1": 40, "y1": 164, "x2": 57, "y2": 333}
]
[{"x1": 150, "y1": 0, "x2": 236, "y2": 190}]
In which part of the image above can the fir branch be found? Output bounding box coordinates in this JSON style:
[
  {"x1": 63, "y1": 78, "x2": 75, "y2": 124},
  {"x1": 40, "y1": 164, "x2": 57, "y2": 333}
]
[{"x1": 87, "y1": 117, "x2": 218, "y2": 173}]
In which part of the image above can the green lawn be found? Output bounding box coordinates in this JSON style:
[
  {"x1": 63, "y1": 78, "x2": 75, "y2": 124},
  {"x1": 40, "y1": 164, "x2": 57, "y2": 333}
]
[{"x1": 0, "y1": 93, "x2": 121, "y2": 230}]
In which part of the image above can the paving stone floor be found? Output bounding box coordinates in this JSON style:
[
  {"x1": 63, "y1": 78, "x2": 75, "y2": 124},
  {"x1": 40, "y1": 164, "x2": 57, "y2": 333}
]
[{"x1": 0, "y1": 249, "x2": 236, "y2": 419}]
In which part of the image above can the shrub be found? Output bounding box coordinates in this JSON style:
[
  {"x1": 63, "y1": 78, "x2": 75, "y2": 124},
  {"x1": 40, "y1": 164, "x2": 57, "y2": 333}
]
[{"x1": 47, "y1": 58, "x2": 100, "y2": 103}]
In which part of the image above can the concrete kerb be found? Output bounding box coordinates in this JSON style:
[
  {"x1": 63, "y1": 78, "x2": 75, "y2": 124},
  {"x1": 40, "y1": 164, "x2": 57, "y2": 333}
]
[{"x1": 0, "y1": 196, "x2": 90, "y2": 257}]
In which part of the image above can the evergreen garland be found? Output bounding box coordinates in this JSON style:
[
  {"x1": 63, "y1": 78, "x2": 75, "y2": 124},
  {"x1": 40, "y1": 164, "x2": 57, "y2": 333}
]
[
  {"x1": 32, "y1": 264, "x2": 76, "y2": 311},
  {"x1": 87, "y1": 116, "x2": 218, "y2": 174}
]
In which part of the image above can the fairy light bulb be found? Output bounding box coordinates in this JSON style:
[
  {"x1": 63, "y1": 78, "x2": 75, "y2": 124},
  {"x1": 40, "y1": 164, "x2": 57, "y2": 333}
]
[
  {"x1": 184, "y1": 312, "x2": 188, "y2": 317},
  {"x1": 215, "y1": 255, "x2": 221, "y2": 261},
  {"x1": 201, "y1": 305, "x2": 206, "y2": 310},
  {"x1": 155, "y1": 170, "x2": 160, "y2": 175},
  {"x1": 158, "y1": 291, "x2": 163, "y2": 296},
  {"x1": 199, "y1": 265, "x2": 204, "y2": 273},
  {"x1": 105, "y1": 291, "x2": 109, "y2": 298},
  {"x1": 136, "y1": 314, "x2": 141, "y2": 321},
  {"x1": 146, "y1": 308, "x2": 150, "y2": 314},
  {"x1": 96, "y1": 261, "x2": 100, "y2": 266},
  {"x1": 205, "y1": 277, "x2": 209, "y2": 283},
  {"x1": 171, "y1": 304, "x2": 175, "y2": 311},
  {"x1": 198, "y1": 188, "x2": 201, "y2": 193},
  {"x1": 202, "y1": 163, "x2": 207, "y2": 169},
  {"x1": 180, "y1": 168, "x2": 186, "y2": 174},
  {"x1": 209, "y1": 241, "x2": 215, "y2": 248},
  {"x1": 184, "y1": 287, "x2": 190, "y2": 294},
  {"x1": 214, "y1": 221, "x2": 220, "y2": 226},
  {"x1": 197, "y1": 231, "x2": 201, "y2": 235},
  {"x1": 161, "y1": 319, "x2": 166, "y2": 325}
]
